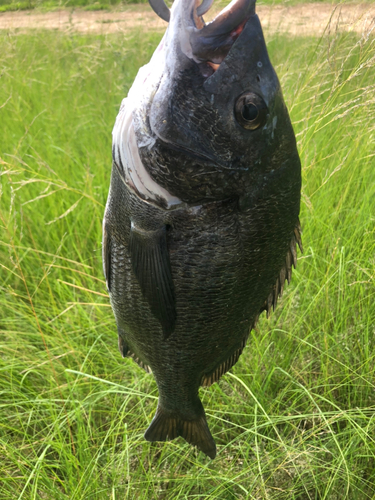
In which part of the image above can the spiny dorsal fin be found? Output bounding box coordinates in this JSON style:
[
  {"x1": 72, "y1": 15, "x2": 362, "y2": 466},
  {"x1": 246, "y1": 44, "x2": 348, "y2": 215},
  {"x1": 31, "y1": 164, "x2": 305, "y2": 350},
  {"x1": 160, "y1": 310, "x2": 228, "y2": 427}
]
[
  {"x1": 129, "y1": 222, "x2": 176, "y2": 338},
  {"x1": 295, "y1": 218, "x2": 303, "y2": 253},
  {"x1": 265, "y1": 218, "x2": 303, "y2": 318}
]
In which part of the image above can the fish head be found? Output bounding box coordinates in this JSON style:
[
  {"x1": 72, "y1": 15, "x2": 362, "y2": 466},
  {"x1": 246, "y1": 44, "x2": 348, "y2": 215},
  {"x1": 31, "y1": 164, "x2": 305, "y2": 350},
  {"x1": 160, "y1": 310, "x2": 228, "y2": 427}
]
[{"x1": 126, "y1": 0, "x2": 300, "y2": 204}]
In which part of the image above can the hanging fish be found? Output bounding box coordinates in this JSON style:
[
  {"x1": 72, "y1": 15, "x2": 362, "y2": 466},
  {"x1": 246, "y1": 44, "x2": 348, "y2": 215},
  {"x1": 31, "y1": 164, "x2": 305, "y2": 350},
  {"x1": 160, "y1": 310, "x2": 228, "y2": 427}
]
[{"x1": 103, "y1": 0, "x2": 302, "y2": 459}]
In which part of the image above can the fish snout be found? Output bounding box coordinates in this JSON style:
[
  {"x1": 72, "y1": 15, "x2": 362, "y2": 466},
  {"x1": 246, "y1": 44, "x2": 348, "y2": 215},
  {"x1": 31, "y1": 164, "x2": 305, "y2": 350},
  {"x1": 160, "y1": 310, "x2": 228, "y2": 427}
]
[{"x1": 149, "y1": 0, "x2": 256, "y2": 64}]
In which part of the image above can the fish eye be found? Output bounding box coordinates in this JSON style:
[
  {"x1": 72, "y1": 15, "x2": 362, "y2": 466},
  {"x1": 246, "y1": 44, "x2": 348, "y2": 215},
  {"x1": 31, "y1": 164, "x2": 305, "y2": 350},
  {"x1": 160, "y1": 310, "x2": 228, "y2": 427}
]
[{"x1": 234, "y1": 92, "x2": 268, "y2": 130}]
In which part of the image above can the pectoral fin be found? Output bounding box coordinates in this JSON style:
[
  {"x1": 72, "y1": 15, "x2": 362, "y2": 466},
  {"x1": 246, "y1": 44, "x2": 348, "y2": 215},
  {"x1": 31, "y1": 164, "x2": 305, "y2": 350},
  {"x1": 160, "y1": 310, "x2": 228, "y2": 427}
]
[{"x1": 129, "y1": 222, "x2": 176, "y2": 338}]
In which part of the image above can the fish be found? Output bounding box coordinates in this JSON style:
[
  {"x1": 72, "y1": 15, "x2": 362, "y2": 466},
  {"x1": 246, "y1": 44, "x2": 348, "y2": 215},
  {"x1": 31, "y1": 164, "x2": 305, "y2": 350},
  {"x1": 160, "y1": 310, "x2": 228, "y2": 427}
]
[{"x1": 102, "y1": 0, "x2": 302, "y2": 459}]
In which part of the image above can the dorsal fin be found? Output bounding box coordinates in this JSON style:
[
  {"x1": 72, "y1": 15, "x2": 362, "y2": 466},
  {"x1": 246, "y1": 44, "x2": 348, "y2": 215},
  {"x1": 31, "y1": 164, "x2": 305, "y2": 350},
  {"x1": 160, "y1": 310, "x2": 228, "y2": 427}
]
[
  {"x1": 200, "y1": 334, "x2": 250, "y2": 387},
  {"x1": 264, "y1": 218, "x2": 303, "y2": 317},
  {"x1": 129, "y1": 222, "x2": 176, "y2": 338}
]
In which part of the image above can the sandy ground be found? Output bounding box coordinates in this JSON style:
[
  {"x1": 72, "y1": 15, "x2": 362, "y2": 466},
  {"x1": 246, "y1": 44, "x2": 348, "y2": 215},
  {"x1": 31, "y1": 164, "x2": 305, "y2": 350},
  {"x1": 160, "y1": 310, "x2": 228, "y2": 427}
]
[{"x1": 0, "y1": 3, "x2": 374, "y2": 37}]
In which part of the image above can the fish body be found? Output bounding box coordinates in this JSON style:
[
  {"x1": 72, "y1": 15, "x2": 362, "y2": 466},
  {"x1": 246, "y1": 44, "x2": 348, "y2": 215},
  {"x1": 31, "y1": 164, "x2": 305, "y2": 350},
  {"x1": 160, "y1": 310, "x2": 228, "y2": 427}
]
[{"x1": 103, "y1": 0, "x2": 302, "y2": 459}]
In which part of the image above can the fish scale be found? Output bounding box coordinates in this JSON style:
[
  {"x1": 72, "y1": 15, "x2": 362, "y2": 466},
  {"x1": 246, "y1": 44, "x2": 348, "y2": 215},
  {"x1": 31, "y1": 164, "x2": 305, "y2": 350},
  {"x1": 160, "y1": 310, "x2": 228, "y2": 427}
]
[{"x1": 103, "y1": 0, "x2": 302, "y2": 459}]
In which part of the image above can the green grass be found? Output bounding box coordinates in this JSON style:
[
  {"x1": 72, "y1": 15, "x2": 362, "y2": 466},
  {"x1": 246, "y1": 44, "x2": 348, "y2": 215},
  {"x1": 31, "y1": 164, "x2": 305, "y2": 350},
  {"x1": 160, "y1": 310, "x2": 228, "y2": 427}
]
[
  {"x1": 0, "y1": 0, "x2": 373, "y2": 14},
  {"x1": 0, "y1": 17, "x2": 374, "y2": 500},
  {"x1": 0, "y1": 0, "x2": 143, "y2": 14}
]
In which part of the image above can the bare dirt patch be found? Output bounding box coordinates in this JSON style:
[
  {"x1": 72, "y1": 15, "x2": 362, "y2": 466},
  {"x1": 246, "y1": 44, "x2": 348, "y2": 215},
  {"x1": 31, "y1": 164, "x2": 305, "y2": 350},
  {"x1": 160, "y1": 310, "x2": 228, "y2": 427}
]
[{"x1": 0, "y1": 3, "x2": 374, "y2": 37}]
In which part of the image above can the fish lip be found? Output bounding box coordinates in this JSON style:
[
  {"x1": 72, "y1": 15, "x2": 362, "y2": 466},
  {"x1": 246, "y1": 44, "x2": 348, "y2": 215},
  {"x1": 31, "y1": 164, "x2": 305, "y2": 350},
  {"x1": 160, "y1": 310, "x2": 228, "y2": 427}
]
[
  {"x1": 188, "y1": 0, "x2": 256, "y2": 64},
  {"x1": 193, "y1": 0, "x2": 255, "y2": 35}
]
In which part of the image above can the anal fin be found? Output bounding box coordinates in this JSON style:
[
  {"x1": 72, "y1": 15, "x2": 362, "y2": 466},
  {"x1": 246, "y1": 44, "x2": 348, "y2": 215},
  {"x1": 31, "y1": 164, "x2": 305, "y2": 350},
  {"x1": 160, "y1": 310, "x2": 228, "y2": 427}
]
[
  {"x1": 129, "y1": 222, "x2": 176, "y2": 338},
  {"x1": 102, "y1": 221, "x2": 111, "y2": 292},
  {"x1": 118, "y1": 328, "x2": 151, "y2": 373}
]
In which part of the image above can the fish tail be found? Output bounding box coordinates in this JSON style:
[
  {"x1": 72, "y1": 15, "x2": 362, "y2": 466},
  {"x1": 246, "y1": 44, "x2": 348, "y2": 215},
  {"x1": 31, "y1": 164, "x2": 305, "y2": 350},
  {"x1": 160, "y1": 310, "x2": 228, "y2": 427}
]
[{"x1": 144, "y1": 404, "x2": 216, "y2": 459}]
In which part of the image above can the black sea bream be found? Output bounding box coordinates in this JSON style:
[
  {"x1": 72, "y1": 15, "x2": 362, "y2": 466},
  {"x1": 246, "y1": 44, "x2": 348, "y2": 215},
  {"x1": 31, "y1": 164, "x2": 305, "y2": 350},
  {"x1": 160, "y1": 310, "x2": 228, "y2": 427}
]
[{"x1": 103, "y1": 0, "x2": 302, "y2": 459}]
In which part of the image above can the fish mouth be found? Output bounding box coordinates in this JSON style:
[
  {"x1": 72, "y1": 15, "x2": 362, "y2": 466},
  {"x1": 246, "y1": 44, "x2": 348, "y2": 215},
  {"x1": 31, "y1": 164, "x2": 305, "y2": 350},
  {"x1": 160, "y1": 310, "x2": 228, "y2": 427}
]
[
  {"x1": 190, "y1": 0, "x2": 256, "y2": 65},
  {"x1": 149, "y1": 0, "x2": 256, "y2": 65}
]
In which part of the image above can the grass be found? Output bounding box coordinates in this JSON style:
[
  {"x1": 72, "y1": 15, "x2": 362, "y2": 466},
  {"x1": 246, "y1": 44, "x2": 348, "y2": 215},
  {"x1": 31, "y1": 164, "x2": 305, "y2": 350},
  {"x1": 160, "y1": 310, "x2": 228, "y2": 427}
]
[
  {"x1": 0, "y1": 0, "x2": 145, "y2": 14},
  {"x1": 0, "y1": 12, "x2": 374, "y2": 500},
  {"x1": 0, "y1": 0, "x2": 374, "y2": 14}
]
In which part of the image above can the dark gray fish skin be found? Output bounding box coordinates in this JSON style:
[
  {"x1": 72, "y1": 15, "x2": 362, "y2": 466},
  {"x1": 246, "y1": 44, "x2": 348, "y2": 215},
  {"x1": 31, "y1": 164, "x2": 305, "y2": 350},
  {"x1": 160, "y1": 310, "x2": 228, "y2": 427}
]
[{"x1": 103, "y1": 0, "x2": 302, "y2": 459}]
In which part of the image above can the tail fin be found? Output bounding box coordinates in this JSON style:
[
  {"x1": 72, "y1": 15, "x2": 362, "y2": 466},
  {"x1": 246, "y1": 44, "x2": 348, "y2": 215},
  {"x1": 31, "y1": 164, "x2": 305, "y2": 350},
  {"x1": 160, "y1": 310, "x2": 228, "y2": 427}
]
[{"x1": 144, "y1": 406, "x2": 216, "y2": 459}]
